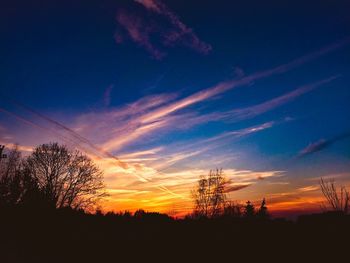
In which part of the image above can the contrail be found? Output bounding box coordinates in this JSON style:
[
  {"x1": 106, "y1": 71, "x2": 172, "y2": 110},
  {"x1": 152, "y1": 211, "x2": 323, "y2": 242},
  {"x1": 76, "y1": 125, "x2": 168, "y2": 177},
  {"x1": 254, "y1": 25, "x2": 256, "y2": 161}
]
[
  {"x1": 0, "y1": 107, "x2": 105, "y2": 159},
  {"x1": 1, "y1": 101, "x2": 187, "y2": 199},
  {"x1": 9, "y1": 99, "x2": 129, "y2": 169}
]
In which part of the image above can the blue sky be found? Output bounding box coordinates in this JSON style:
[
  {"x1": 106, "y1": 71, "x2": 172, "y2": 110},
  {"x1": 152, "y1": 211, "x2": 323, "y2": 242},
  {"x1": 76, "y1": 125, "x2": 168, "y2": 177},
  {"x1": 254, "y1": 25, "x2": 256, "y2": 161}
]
[{"x1": 1, "y1": 0, "x2": 350, "y2": 214}]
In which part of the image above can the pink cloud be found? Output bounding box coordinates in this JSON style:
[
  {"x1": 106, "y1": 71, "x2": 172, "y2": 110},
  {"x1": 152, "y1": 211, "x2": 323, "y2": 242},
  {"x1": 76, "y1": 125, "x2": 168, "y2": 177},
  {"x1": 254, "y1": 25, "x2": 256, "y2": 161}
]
[
  {"x1": 135, "y1": 0, "x2": 212, "y2": 54},
  {"x1": 116, "y1": 10, "x2": 165, "y2": 60},
  {"x1": 134, "y1": 0, "x2": 161, "y2": 12},
  {"x1": 116, "y1": 0, "x2": 212, "y2": 59}
]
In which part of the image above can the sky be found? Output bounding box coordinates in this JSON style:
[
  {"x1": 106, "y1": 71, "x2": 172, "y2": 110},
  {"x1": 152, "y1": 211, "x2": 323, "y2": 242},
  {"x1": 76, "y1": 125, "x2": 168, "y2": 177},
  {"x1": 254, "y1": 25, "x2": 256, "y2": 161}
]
[{"x1": 1, "y1": 0, "x2": 350, "y2": 216}]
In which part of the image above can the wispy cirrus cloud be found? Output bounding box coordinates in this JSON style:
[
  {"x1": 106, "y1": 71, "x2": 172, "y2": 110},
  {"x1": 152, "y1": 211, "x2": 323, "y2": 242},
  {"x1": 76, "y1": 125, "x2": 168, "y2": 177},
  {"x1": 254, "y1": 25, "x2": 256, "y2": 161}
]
[
  {"x1": 72, "y1": 40, "x2": 347, "y2": 157},
  {"x1": 2, "y1": 40, "x2": 346, "y2": 164},
  {"x1": 226, "y1": 76, "x2": 339, "y2": 121},
  {"x1": 2, "y1": 38, "x2": 349, "y2": 214},
  {"x1": 298, "y1": 132, "x2": 350, "y2": 157},
  {"x1": 135, "y1": 0, "x2": 212, "y2": 54},
  {"x1": 297, "y1": 185, "x2": 319, "y2": 192},
  {"x1": 1, "y1": 97, "x2": 285, "y2": 214},
  {"x1": 116, "y1": 10, "x2": 166, "y2": 59},
  {"x1": 116, "y1": 0, "x2": 211, "y2": 59},
  {"x1": 136, "y1": 39, "x2": 349, "y2": 124},
  {"x1": 214, "y1": 121, "x2": 276, "y2": 139}
]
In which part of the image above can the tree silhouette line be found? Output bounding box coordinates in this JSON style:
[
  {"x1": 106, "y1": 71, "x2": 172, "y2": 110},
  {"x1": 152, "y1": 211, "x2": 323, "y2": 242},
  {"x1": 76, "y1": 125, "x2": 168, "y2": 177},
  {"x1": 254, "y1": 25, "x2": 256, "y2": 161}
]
[
  {"x1": 191, "y1": 168, "x2": 269, "y2": 219},
  {"x1": 1, "y1": 142, "x2": 349, "y2": 216},
  {"x1": 0, "y1": 143, "x2": 106, "y2": 211},
  {"x1": 0, "y1": 142, "x2": 349, "y2": 262}
]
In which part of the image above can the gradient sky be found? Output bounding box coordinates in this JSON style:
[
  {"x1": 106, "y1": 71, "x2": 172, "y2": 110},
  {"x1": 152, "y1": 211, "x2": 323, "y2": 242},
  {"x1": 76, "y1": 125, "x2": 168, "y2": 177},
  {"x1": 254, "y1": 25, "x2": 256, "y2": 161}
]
[{"x1": 1, "y1": 0, "x2": 350, "y2": 216}]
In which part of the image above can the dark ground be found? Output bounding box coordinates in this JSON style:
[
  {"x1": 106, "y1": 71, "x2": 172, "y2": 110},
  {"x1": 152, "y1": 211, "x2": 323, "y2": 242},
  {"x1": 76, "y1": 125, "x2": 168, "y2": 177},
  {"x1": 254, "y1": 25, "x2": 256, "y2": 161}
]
[{"x1": 1, "y1": 208, "x2": 349, "y2": 262}]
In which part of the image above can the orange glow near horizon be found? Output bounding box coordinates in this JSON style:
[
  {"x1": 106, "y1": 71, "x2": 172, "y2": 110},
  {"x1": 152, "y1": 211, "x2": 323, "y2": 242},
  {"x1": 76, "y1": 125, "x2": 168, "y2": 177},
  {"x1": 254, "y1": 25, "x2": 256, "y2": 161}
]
[
  {"x1": 1, "y1": 141, "x2": 348, "y2": 217},
  {"x1": 94, "y1": 152, "x2": 346, "y2": 217}
]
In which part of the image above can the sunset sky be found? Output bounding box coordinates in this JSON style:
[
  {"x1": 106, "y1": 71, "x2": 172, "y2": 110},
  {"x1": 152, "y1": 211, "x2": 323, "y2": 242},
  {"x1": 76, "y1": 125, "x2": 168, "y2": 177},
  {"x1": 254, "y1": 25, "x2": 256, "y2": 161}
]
[{"x1": 1, "y1": 0, "x2": 350, "y2": 216}]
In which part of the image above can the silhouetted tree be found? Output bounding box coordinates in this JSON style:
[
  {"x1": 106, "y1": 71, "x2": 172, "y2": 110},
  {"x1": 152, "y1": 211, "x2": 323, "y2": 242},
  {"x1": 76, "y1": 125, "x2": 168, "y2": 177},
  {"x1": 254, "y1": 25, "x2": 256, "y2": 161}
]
[
  {"x1": 320, "y1": 178, "x2": 349, "y2": 214},
  {"x1": 95, "y1": 208, "x2": 104, "y2": 216},
  {"x1": 257, "y1": 198, "x2": 269, "y2": 219},
  {"x1": 134, "y1": 209, "x2": 146, "y2": 219},
  {"x1": 192, "y1": 169, "x2": 227, "y2": 218},
  {"x1": 0, "y1": 146, "x2": 46, "y2": 209},
  {"x1": 0, "y1": 145, "x2": 21, "y2": 178},
  {"x1": 244, "y1": 201, "x2": 255, "y2": 217},
  {"x1": 0, "y1": 145, "x2": 24, "y2": 207},
  {"x1": 223, "y1": 201, "x2": 242, "y2": 218},
  {"x1": 25, "y1": 143, "x2": 106, "y2": 210}
]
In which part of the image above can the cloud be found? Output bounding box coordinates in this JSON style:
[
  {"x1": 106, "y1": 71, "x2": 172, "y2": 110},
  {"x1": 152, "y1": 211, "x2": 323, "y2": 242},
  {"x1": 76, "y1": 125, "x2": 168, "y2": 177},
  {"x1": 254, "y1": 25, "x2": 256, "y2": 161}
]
[
  {"x1": 227, "y1": 76, "x2": 339, "y2": 121},
  {"x1": 0, "y1": 125, "x2": 13, "y2": 141},
  {"x1": 197, "y1": 120, "x2": 286, "y2": 147},
  {"x1": 225, "y1": 184, "x2": 252, "y2": 193},
  {"x1": 222, "y1": 121, "x2": 275, "y2": 138},
  {"x1": 116, "y1": 10, "x2": 166, "y2": 59},
  {"x1": 136, "y1": 40, "x2": 349, "y2": 123},
  {"x1": 116, "y1": 0, "x2": 211, "y2": 59},
  {"x1": 119, "y1": 147, "x2": 163, "y2": 159},
  {"x1": 2, "y1": 37, "x2": 349, "y2": 214},
  {"x1": 142, "y1": 120, "x2": 281, "y2": 172},
  {"x1": 307, "y1": 172, "x2": 350, "y2": 182},
  {"x1": 103, "y1": 85, "x2": 114, "y2": 107},
  {"x1": 297, "y1": 185, "x2": 319, "y2": 192},
  {"x1": 0, "y1": 142, "x2": 33, "y2": 153},
  {"x1": 298, "y1": 132, "x2": 350, "y2": 157},
  {"x1": 134, "y1": 0, "x2": 162, "y2": 12},
  {"x1": 2, "y1": 99, "x2": 285, "y2": 214},
  {"x1": 299, "y1": 139, "x2": 332, "y2": 157},
  {"x1": 135, "y1": 0, "x2": 212, "y2": 53}
]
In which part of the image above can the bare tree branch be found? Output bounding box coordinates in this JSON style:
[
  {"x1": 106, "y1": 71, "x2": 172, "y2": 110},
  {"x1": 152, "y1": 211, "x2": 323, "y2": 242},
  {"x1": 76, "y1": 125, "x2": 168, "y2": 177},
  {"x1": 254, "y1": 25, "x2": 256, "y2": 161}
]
[
  {"x1": 26, "y1": 143, "x2": 107, "y2": 210},
  {"x1": 319, "y1": 177, "x2": 349, "y2": 214}
]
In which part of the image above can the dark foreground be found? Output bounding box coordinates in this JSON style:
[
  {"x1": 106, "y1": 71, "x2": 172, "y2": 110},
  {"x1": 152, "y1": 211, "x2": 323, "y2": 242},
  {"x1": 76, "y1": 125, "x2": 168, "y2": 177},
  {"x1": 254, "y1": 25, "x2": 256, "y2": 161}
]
[{"x1": 1, "y1": 208, "x2": 349, "y2": 262}]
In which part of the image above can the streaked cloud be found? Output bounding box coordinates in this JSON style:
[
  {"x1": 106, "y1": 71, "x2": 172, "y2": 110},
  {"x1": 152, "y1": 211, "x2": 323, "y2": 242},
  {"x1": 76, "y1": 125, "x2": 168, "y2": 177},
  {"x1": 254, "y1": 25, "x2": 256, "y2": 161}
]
[
  {"x1": 101, "y1": 167, "x2": 283, "y2": 213},
  {"x1": 297, "y1": 185, "x2": 319, "y2": 192},
  {"x1": 307, "y1": 172, "x2": 350, "y2": 182},
  {"x1": 116, "y1": 0, "x2": 211, "y2": 59},
  {"x1": 298, "y1": 132, "x2": 350, "y2": 157},
  {"x1": 136, "y1": 40, "x2": 348, "y2": 123},
  {"x1": 0, "y1": 142, "x2": 33, "y2": 153},
  {"x1": 116, "y1": 10, "x2": 166, "y2": 59},
  {"x1": 213, "y1": 121, "x2": 276, "y2": 140},
  {"x1": 227, "y1": 76, "x2": 339, "y2": 121},
  {"x1": 1, "y1": 38, "x2": 348, "y2": 215}
]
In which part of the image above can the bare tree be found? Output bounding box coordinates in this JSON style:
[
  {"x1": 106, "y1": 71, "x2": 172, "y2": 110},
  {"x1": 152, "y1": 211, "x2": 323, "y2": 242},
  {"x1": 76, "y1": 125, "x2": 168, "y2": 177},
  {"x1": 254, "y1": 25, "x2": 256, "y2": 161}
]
[
  {"x1": 0, "y1": 145, "x2": 21, "y2": 179},
  {"x1": 0, "y1": 145, "x2": 42, "y2": 207},
  {"x1": 0, "y1": 145, "x2": 23, "y2": 207},
  {"x1": 192, "y1": 169, "x2": 227, "y2": 218},
  {"x1": 26, "y1": 143, "x2": 106, "y2": 210},
  {"x1": 319, "y1": 177, "x2": 349, "y2": 214}
]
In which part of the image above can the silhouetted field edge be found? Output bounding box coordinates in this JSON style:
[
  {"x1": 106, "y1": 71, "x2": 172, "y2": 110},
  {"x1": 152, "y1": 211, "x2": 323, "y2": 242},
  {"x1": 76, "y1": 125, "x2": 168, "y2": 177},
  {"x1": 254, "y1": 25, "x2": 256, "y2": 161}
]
[{"x1": 1, "y1": 207, "x2": 350, "y2": 262}]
